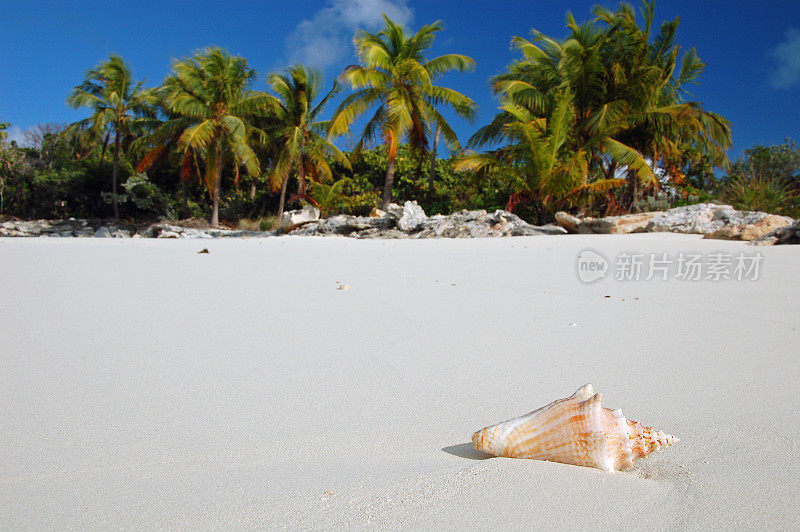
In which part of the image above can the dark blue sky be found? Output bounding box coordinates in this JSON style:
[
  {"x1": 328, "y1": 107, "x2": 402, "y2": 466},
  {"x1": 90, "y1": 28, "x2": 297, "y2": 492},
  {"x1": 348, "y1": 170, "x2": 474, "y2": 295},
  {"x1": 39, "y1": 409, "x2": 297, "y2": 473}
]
[{"x1": 1, "y1": 0, "x2": 798, "y2": 159}]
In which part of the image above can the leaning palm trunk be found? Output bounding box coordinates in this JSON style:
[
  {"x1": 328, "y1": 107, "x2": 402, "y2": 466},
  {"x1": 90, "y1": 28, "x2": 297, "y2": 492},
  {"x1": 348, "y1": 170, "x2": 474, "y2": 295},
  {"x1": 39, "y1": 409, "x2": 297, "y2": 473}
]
[
  {"x1": 298, "y1": 161, "x2": 307, "y2": 196},
  {"x1": 111, "y1": 132, "x2": 121, "y2": 219},
  {"x1": 275, "y1": 177, "x2": 288, "y2": 230},
  {"x1": 210, "y1": 140, "x2": 223, "y2": 227},
  {"x1": 100, "y1": 132, "x2": 110, "y2": 163},
  {"x1": 626, "y1": 173, "x2": 642, "y2": 212},
  {"x1": 382, "y1": 157, "x2": 396, "y2": 209},
  {"x1": 428, "y1": 127, "x2": 440, "y2": 193}
]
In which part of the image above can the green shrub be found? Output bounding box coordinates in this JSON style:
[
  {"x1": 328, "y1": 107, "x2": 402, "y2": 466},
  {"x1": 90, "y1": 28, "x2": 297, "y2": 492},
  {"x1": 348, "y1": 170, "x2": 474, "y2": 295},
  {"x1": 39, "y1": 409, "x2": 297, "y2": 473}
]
[
  {"x1": 723, "y1": 177, "x2": 798, "y2": 218},
  {"x1": 237, "y1": 215, "x2": 277, "y2": 231},
  {"x1": 105, "y1": 172, "x2": 175, "y2": 219}
]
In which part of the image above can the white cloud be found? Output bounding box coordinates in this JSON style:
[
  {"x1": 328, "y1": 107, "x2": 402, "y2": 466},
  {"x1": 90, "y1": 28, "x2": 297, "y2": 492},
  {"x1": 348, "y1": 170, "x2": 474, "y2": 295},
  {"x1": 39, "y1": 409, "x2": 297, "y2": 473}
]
[
  {"x1": 4, "y1": 126, "x2": 29, "y2": 146},
  {"x1": 770, "y1": 28, "x2": 800, "y2": 89},
  {"x1": 286, "y1": 0, "x2": 413, "y2": 69}
]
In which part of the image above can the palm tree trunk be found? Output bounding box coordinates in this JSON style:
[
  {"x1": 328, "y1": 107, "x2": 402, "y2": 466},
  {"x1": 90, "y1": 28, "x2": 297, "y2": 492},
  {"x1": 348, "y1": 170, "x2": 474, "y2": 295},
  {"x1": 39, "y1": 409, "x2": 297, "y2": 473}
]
[
  {"x1": 275, "y1": 177, "x2": 288, "y2": 230},
  {"x1": 100, "y1": 132, "x2": 110, "y2": 163},
  {"x1": 297, "y1": 163, "x2": 306, "y2": 197},
  {"x1": 627, "y1": 174, "x2": 641, "y2": 212},
  {"x1": 210, "y1": 140, "x2": 222, "y2": 227},
  {"x1": 382, "y1": 157, "x2": 396, "y2": 209},
  {"x1": 111, "y1": 132, "x2": 121, "y2": 219},
  {"x1": 249, "y1": 181, "x2": 257, "y2": 200},
  {"x1": 428, "y1": 126, "x2": 440, "y2": 193},
  {"x1": 298, "y1": 160, "x2": 307, "y2": 196},
  {"x1": 180, "y1": 178, "x2": 189, "y2": 219}
]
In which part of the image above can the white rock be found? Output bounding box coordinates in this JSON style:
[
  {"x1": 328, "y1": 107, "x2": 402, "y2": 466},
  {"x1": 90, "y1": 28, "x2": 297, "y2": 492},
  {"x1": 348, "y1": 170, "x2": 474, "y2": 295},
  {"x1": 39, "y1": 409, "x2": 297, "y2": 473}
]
[
  {"x1": 281, "y1": 205, "x2": 320, "y2": 232},
  {"x1": 385, "y1": 203, "x2": 404, "y2": 219},
  {"x1": 397, "y1": 201, "x2": 427, "y2": 232}
]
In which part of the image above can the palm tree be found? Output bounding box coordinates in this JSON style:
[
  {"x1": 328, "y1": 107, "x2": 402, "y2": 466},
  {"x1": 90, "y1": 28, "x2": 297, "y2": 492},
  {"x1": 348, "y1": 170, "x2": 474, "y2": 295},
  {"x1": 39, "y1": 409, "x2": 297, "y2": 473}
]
[
  {"x1": 461, "y1": 23, "x2": 653, "y2": 218},
  {"x1": 329, "y1": 15, "x2": 477, "y2": 208},
  {"x1": 457, "y1": 88, "x2": 594, "y2": 222},
  {"x1": 66, "y1": 55, "x2": 155, "y2": 218},
  {"x1": 262, "y1": 65, "x2": 351, "y2": 226},
  {"x1": 464, "y1": 1, "x2": 731, "y2": 215},
  {"x1": 592, "y1": 2, "x2": 731, "y2": 205},
  {"x1": 143, "y1": 48, "x2": 269, "y2": 226}
]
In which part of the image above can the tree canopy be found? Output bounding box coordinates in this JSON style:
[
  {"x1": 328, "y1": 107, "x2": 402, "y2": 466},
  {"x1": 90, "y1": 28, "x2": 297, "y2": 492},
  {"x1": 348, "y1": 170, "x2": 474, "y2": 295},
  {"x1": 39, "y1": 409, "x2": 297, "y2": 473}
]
[
  {"x1": 330, "y1": 15, "x2": 477, "y2": 207},
  {"x1": 459, "y1": 0, "x2": 732, "y2": 219},
  {"x1": 7, "y1": 3, "x2": 790, "y2": 226}
]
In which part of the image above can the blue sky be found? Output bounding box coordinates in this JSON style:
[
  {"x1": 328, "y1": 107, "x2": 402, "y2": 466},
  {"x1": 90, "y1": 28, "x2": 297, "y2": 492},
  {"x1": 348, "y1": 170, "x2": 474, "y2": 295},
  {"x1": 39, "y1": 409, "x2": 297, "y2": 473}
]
[{"x1": 1, "y1": 0, "x2": 798, "y2": 159}]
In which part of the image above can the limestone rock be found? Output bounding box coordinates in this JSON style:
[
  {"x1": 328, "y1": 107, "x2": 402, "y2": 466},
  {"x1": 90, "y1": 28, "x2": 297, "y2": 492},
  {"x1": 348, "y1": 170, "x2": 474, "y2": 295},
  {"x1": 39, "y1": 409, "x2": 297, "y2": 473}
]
[
  {"x1": 643, "y1": 203, "x2": 791, "y2": 237},
  {"x1": 561, "y1": 203, "x2": 794, "y2": 240},
  {"x1": 289, "y1": 213, "x2": 393, "y2": 236},
  {"x1": 141, "y1": 222, "x2": 273, "y2": 239},
  {"x1": 578, "y1": 212, "x2": 657, "y2": 234},
  {"x1": 385, "y1": 203, "x2": 404, "y2": 219},
  {"x1": 281, "y1": 205, "x2": 320, "y2": 232},
  {"x1": 94, "y1": 227, "x2": 112, "y2": 238},
  {"x1": 411, "y1": 209, "x2": 564, "y2": 239},
  {"x1": 704, "y1": 214, "x2": 793, "y2": 241},
  {"x1": 396, "y1": 201, "x2": 427, "y2": 232},
  {"x1": 555, "y1": 211, "x2": 581, "y2": 234},
  {"x1": 354, "y1": 228, "x2": 408, "y2": 239},
  {"x1": 752, "y1": 219, "x2": 800, "y2": 246}
]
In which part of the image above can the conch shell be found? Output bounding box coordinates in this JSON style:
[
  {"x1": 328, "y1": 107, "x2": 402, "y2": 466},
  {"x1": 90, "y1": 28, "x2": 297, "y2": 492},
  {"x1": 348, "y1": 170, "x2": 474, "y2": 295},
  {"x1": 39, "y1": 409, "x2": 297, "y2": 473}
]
[{"x1": 472, "y1": 384, "x2": 677, "y2": 472}]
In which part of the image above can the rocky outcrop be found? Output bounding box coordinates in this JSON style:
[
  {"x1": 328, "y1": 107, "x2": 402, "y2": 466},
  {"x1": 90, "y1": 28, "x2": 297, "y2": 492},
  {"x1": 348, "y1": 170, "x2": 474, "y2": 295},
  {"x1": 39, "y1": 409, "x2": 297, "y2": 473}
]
[
  {"x1": 281, "y1": 205, "x2": 320, "y2": 232},
  {"x1": 8, "y1": 203, "x2": 790, "y2": 242},
  {"x1": 704, "y1": 214, "x2": 793, "y2": 241},
  {"x1": 413, "y1": 210, "x2": 565, "y2": 238},
  {"x1": 578, "y1": 212, "x2": 657, "y2": 234},
  {"x1": 140, "y1": 223, "x2": 276, "y2": 239},
  {"x1": 385, "y1": 203, "x2": 405, "y2": 220},
  {"x1": 288, "y1": 204, "x2": 565, "y2": 239},
  {"x1": 752, "y1": 219, "x2": 800, "y2": 246},
  {"x1": 0, "y1": 219, "x2": 136, "y2": 238},
  {"x1": 555, "y1": 204, "x2": 794, "y2": 241},
  {"x1": 648, "y1": 204, "x2": 793, "y2": 238},
  {"x1": 395, "y1": 201, "x2": 427, "y2": 232},
  {"x1": 290, "y1": 213, "x2": 394, "y2": 236},
  {"x1": 554, "y1": 211, "x2": 580, "y2": 234}
]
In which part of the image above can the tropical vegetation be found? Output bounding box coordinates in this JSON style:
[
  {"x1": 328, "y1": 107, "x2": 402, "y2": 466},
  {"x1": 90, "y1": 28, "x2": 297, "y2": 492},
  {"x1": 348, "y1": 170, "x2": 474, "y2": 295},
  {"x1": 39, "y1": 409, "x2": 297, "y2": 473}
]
[
  {"x1": 458, "y1": 0, "x2": 732, "y2": 222},
  {"x1": 329, "y1": 15, "x2": 477, "y2": 208},
  {"x1": 65, "y1": 55, "x2": 156, "y2": 219},
  {"x1": 1, "y1": 2, "x2": 797, "y2": 227},
  {"x1": 137, "y1": 48, "x2": 269, "y2": 226},
  {"x1": 262, "y1": 65, "x2": 351, "y2": 225}
]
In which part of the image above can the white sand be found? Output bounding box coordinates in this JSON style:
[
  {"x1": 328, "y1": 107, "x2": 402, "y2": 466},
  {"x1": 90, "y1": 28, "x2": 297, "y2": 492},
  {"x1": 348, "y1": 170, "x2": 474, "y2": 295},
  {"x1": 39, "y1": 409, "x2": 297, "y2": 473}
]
[{"x1": 1, "y1": 234, "x2": 798, "y2": 529}]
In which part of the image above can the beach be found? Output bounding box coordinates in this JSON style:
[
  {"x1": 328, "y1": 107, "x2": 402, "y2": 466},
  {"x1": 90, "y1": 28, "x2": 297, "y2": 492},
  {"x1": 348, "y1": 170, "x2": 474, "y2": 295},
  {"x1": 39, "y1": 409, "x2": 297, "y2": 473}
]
[{"x1": 1, "y1": 234, "x2": 798, "y2": 528}]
